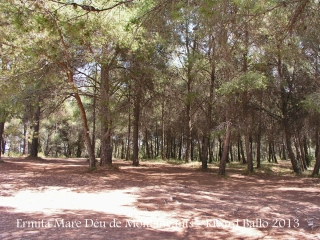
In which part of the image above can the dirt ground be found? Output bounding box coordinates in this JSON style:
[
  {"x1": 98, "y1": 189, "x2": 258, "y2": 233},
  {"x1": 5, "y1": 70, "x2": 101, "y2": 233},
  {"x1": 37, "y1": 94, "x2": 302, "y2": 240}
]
[{"x1": 0, "y1": 157, "x2": 320, "y2": 240}]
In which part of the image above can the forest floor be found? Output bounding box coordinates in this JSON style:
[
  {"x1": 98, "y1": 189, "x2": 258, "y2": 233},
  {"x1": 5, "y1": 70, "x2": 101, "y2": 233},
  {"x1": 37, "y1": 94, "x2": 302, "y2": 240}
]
[{"x1": 0, "y1": 157, "x2": 320, "y2": 240}]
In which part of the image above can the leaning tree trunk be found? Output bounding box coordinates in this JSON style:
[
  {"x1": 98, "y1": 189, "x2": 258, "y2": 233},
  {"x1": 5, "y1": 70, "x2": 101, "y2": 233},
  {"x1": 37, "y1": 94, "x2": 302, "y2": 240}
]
[
  {"x1": 67, "y1": 70, "x2": 96, "y2": 169},
  {"x1": 219, "y1": 121, "x2": 231, "y2": 175}
]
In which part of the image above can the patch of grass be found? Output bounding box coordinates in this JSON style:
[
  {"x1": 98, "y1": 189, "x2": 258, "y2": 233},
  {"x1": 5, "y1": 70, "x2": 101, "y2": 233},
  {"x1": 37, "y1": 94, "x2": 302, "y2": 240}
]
[
  {"x1": 241, "y1": 168, "x2": 255, "y2": 176},
  {"x1": 255, "y1": 165, "x2": 275, "y2": 175},
  {"x1": 218, "y1": 173, "x2": 231, "y2": 179},
  {"x1": 166, "y1": 159, "x2": 186, "y2": 165}
]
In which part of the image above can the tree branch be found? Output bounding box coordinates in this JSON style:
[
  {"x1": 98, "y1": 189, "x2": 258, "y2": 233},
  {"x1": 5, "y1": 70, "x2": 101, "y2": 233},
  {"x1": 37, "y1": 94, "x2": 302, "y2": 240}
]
[{"x1": 48, "y1": 0, "x2": 134, "y2": 12}]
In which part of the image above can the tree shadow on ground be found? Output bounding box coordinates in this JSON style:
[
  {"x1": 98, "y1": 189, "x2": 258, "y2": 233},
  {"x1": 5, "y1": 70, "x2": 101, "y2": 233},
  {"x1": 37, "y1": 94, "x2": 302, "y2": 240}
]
[{"x1": 1, "y1": 157, "x2": 320, "y2": 239}]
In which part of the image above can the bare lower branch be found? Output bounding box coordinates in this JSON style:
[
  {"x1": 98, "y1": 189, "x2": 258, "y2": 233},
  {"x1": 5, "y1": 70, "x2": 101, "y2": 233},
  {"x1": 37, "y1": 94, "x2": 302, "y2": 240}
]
[{"x1": 48, "y1": 0, "x2": 134, "y2": 12}]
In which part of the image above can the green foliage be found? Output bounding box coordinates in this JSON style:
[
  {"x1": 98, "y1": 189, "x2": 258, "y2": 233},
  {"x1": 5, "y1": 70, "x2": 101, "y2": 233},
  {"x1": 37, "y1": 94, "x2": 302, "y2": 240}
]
[
  {"x1": 301, "y1": 93, "x2": 320, "y2": 114},
  {"x1": 217, "y1": 71, "x2": 268, "y2": 96}
]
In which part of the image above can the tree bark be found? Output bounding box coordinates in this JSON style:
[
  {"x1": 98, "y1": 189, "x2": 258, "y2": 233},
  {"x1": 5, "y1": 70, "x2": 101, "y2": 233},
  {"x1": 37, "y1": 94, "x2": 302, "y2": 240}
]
[
  {"x1": 0, "y1": 122, "x2": 4, "y2": 162},
  {"x1": 313, "y1": 129, "x2": 320, "y2": 176},
  {"x1": 201, "y1": 136, "x2": 209, "y2": 169},
  {"x1": 161, "y1": 100, "x2": 166, "y2": 160},
  {"x1": 240, "y1": 137, "x2": 246, "y2": 164},
  {"x1": 30, "y1": 104, "x2": 40, "y2": 158},
  {"x1": 245, "y1": 129, "x2": 253, "y2": 172},
  {"x1": 23, "y1": 105, "x2": 29, "y2": 155},
  {"x1": 256, "y1": 131, "x2": 261, "y2": 168},
  {"x1": 67, "y1": 70, "x2": 95, "y2": 169},
  {"x1": 132, "y1": 86, "x2": 141, "y2": 166},
  {"x1": 100, "y1": 64, "x2": 112, "y2": 166},
  {"x1": 284, "y1": 123, "x2": 301, "y2": 174},
  {"x1": 185, "y1": 102, "x2": 192, "y2": 163},
  {"x1": 219, "y1": 122, "x2": 231, "y2": 175}
]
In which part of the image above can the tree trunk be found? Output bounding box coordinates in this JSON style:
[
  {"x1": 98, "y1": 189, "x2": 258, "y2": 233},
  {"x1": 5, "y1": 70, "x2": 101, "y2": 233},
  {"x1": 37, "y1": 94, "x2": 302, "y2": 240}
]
[
  {"x1": 284, "y1": 124, "x2": 301, "y2": 174},
  {"x1": 132, "y1": 87, "x2": 141, "y2": 166},
  {"x1": 209, "y1": 140, "x2": 214, "y2": 163},
  {"x1": 229, "y1": 143, "x2": 233, "y2": 162},
  {"x1": 201, "y1": 51, "x2": 216, "y2": 168},
  {"x1": 185, "y1": 102, "x2": 192, "y2": 163},
  {"x1": 239, "y1": 136, "x2": 246, "y2": 164},
  {"x1": 121, "y1": 139, "x2": 125, "y2": 159},
  {"x1": 155, "y1": 122, "x2": 159, "y2": 157},
  {"x1": 312, "y1": 129, "x2": 320, "y2": 176},
  {"x1": 126, "y1": 111, "x2": 131, "y2": 161},
  {"x1": 68, "y1": 70, "x2": 95, "y2": 169},
  {"x1": 282, "y1": 139, "x2": 287, "y2": 160},
  {"x1": 161, "y1": 100, "x2": 166, "y2": 160},
  {"x1": 145, "y1": 128, "x2": 150, "y2": 159},
  {"x1": 272, "y1": 142, "x2": 278, "y2": 163},
  {"x1": 0, "y1": 122, "x2": 4, "y2": 162},
  {"x1": 76, "y1": 132, "x2": 83, "y2": 158},
  {"x1": 303, "y1": 136, "x2": 310, "y2": 167},
  {"x1": 218, "y1": 137, "x2": 222, "y2": 161},
  {"x1": 178, "y1": 132, "x2": 183, "y2": 160},
  {"x1": 256, "y1": 132, "x2": 261, "y2": 168},
  {"x1": 23, "y1": 106, "x2": 29, "y2": 155},
  {"x1": 219, "y1": 122, "x2": 231, "y2": 175},
  {"x1": 91, "y1": 69, "x2": 97, "y2": 158},
  {"x1": 201, "y1": 136, "x2": 209, "y2": 169},
  {"x1": 100, "y1": 64, "x2": 112, "y2": 166},
  {"x1": 245, "y1": 129, "x2": 253, "y2": 173},
  {"x1": 30, "y1": 104, "x2": 40, "y2": 158}
]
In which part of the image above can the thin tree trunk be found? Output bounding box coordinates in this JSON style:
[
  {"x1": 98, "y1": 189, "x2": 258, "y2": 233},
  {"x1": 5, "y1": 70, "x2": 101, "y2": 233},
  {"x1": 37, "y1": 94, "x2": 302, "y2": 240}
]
[
  {"x1": 132, "y1": 87, "x2": 141, "y2": 166},
  {"x1": 239, "y1": 136, "x2": 246, "y2": 164},
  {"x1": 282, "y1": 139, "x2": 287, "y2": 160},
  {"x1": 201, "y1": 136, "x2": 209, "y2": 169},
  {"x1": 185, "y1": 103, "x2": 192, "y2": 163},
  {"x1": 312, "y1": 129, "x2": 320, "y2": 176},
  {"x1": 237, "y1": 140, "x2": 241, "y2": 162},
  {"x1": 69, "y1": 72, "x2": 95, "y2": 168},
  {"x1": 91, "y1": 68, "x2": 97, "y2": 158},
  {"x1": 219, "y1": 122, "x2": 231, "y2": 175},
  {"x1": 23, "y1": 106, "x2": 29, "y2": 155},
  {"x1": 145, "y1": 128, "x2": 150, "y2": 159},
  {"x1": 245, "y1": 129, "x2": 253, "y2": 172},
  {"x1": 218, "y1": 137, "x2": 222, "y2": 161},
  {"x1": 0, "y1": 122, "x2": 4, "y2": 162},
  {"x1": 121, "y1": 139, "x2": 125, "y2": 159},
  {"x1": 229, "y1": 143, "x2": 233, "y2": 162},
  {"x1": 256, "y1": 132, "x2": 261, "y2": 168},
  {"x1": 298, "y1": 135, "x2": 307, "y2": 170},
  {"x1": 178, "y1": 132, "x2": 183, "y2": 160},
  {"x1": 126, "y1": 111, "x2": 131, "y2": 161},
  {"x1": 76, "y1": 132, "x2": 82, "y2": 158},
  {"x1": 209, "y1": 139, "x2": 214, "y2": 163},
  {"x1": 161, "y1": 100, "x2": 166, "y2": 160},
  {"x1": 272, "y1": 142, "x2": 278, "y2": 163},
  {"x1": 30, "y1": 104, "x2": 40, "y2": 158},
  {"x1": 100, "y1": 64, "x2": 112, "y2": 166},
  {"x1": 284, "y1": 123, "x2": 301, "y2": 174},
  {"x1": 303, "y1": 136, "x2": 310, "y2": 167}
]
